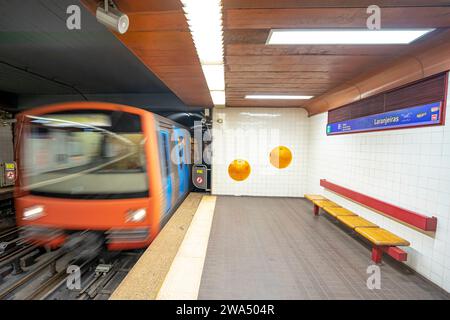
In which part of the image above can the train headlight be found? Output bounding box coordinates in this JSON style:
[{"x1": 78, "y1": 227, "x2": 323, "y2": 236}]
[
  {"x1": 23, "y1": 205, "x2": 45, "y2": 220},
  {"x1": 126, "y1": 208, "x2": 146, "y2": 223}
]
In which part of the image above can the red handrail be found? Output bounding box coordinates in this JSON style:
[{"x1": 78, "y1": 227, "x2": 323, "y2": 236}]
[{"x1": 320, "y1": 179, "x2": 437, "y2": 232}]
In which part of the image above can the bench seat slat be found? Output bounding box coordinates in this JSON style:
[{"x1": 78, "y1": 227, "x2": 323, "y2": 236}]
[
  {"x1": 323, "y1": 207, "x2": 357, "y2": 217},
  {"x1": 305, "y1": 194, "x2": 326, "y2": 201},
  {"x1": 337, "y1": 216, "x2": 378, "y2": 229},
  {"x1": 312, "y1": 199, "x2": 340, "y2": 208},
  {"x1": 355, "y1": 227, "x2": 410, "y2": 247}
]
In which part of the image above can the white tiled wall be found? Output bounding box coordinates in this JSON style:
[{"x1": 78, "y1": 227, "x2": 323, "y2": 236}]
[
  {"x1": 306, "y1": 74, "x2": 450, "y2": 292},
  {"x1": 212, "y1": 108, "x2": 309, "y2": 197},
  {"x1": 211, "y1": 78, "x2": 450, "y2": 292}
]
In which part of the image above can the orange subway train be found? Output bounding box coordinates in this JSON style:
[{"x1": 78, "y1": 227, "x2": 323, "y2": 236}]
[{"x1": 14, "y1": 102, "x2": 191, "y2": 250}]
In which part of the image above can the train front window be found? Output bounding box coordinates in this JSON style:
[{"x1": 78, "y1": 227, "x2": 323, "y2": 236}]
[{"x1": 21, "y1": 111, "x2": 148, "y2": 199}]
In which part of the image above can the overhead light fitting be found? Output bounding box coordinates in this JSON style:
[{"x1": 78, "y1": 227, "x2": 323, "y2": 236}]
[
  {"x1": 266, "y1": 29, "x2": 435, "y2": 45},
  {"x1": 245, "y1": 95, "x2": 314, "y2": 100},
  {"x1": 181, "y1": 0, "x2": 225, "y2": 106},
  {"x1": 201, "y1": 64, "x2": 225, "y2": 91},
  {"x1": 211, "y1": 91, "x2": 226, "y2": 105},
  {"x1": 96, "y1": 0, "x2": 129, "y2": 34}
]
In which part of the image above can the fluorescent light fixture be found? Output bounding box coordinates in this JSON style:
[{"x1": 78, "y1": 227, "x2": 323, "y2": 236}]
[
  {"x1": 211, "y1": 91, "x2": 225, "y2": 105},
  {"x1": 245, "y1": 95, "x2": 314, "y2": 100},
  {"x1": 240, "y1": 112, "x2": 281, "y2": 118},
  {"x1": 181, "y1": 0, "x2": 225, "y2": 106},
  {"x1": 202, "y1": 64, "x2": 225, "y2": 91},
  {"x1": 267, "y1": 29, "x2": 435, "y2": 45}
]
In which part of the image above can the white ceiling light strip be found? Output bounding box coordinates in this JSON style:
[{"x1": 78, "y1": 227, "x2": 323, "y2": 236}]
[
  {"x1": 245, "y1": 95, "x2": 314, "y2": 100},
  {"x1": 267, "y1": 29, "x2": 435, "y2": 45},
  {"x1": 181, "y1": 0, "x2": 225, "y2": 106}
]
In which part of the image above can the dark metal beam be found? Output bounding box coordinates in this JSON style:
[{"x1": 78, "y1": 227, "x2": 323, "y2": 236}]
[{"x1": 0, "y1": 91, "x2": 18, "y2": 110}]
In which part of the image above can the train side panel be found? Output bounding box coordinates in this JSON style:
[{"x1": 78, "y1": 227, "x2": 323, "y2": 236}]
[{"x1": 154, "y1": 116, "x2": 191, "y2": 228}]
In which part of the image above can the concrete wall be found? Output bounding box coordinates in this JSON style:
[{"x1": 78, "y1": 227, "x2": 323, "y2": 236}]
[
  {"x1": 212, "y1": 108, "x2": 309, "y2": 197},
  {"x1": 306, "y1": 73, "x2": 450, "y2": 292}
]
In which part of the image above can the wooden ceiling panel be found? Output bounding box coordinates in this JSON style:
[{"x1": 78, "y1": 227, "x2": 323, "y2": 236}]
[
  {"x1": 111, "y1": 0, "x2": 183, "y2": 13},
  {"x1": 225, "y1": 99, "x2": 312, "y2": 108},
  {"x1": 127, "y1": 12, "x2": 189, "y2": 32},
  {"x1": 81, "y1": 0, "x2": 213, "y2": 107},
  {"x1": 115, "y1": 32, "x2": 195, "y2": 51},
  {"x1": 225, "y1": 8, "x2": 450, "y2": 29},
  {"x1": 226, "y1": 44, "x2": 403, "y2": 56},
  {"x1": 226, "y1": 72, "x2": 356, "y2": 80},
  {"x1": 223, "y1": 2, "x2": 450, "y2": 109},
  {"x1": 226, "y1": 55, "x2": 387, "y2": 65},
  {"x1": 227, "y1": 64, "x2": 371, "y2": 73},
  {"x1": 227, "y1": 79, "x2": 339, "y2": 90},
  {"x1": 223, "y1": 0, "x2": 450, "y2": 9}
]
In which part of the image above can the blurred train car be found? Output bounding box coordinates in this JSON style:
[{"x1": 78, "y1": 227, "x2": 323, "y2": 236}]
[{"x1": 14, "y1": 102, "x2": 191, "y2": 250}]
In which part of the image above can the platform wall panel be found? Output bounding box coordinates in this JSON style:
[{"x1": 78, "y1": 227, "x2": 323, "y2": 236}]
[
  {"x1": 212, "y1": 108, "x2": 309, "y2": 197},
  {"x1": 306, "y1": 74, "x2": 450, "y2": 293}
]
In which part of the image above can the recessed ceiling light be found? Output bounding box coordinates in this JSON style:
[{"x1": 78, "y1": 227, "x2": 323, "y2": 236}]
[
  {"x1": 266, "y1": 29, "x2": 435, "y2": 45},
  {"x1": 201, "y1": 64, "x2": 224, "y2": 91},
  {"x1": 245, "y1": 95, "x2": 314, "y2": 100},
  {"x1": 211, "y1": 91, "x2": 225, "y2": 105}
]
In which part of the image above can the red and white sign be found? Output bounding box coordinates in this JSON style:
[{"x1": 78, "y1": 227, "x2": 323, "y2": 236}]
[
  {"x1": 196, "y1": 176, "x2": 203, "y2": 184},
  {"x1": 6, "y1": 171, "x2": 15, "y2": 181}
]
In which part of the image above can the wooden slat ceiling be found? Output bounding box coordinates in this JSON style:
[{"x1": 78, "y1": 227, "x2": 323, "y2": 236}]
[
  {"x1": 223, "y1": 0, "x2": 450, "y2": 109},
  {"x1": 81, "y1": 0, "x2": 213, "y2": 108}
]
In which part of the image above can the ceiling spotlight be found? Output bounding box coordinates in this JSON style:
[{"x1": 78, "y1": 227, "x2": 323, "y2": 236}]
[{"x1": 96, "y1": 0, "x2": 129, "y2": 34}]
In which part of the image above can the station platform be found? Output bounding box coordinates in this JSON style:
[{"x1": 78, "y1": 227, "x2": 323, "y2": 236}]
[{"x1": 111, "y1": 194, "x2": 449, "y2": 300}]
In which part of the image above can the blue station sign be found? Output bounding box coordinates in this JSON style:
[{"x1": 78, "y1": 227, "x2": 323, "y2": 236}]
[{"x1": 327, "y1": 101, "x2": 443, "y2": 135}]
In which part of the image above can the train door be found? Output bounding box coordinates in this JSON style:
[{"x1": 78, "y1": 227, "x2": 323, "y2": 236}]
[
  {"x1": 159, "y1": 130, "x2": 172, "y2": 215},
  {"x1": 173, "y1": 128, "x2": 189, "y2": 195}
]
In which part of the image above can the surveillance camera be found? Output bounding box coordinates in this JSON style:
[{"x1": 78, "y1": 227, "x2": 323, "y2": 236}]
[{"x1": 96, "y1": 5, "x2": 129, "y2": 34}]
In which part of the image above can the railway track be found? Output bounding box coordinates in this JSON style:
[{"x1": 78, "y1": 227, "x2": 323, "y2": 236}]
[
  {"x1": 75, "y1": 252, "x2": 140, "y2": 300},
  {"x1": 0, "y1": 246, "x2": 142, "y2": 300},
  {"x1": 24, "y1": 255, "x2": 97, "y2": 300},
  {"x1": 0, "y1": 248, "x2": 66, "y2": 299},
  {"x1": 0, "y1": 225, "x2": 143, "y2": 300},
  {"x1": 0, "y1": 227, "x2": 18, "y2": 242},
  {"x1": 45, "y1": 251, "x2": 141, "y2": 300}
]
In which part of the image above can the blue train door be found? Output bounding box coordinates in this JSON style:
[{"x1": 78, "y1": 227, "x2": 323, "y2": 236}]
[
  {"x1": 159, "y1": 130, "x2": 172, "y2": 214},
  {"x1": 173, "y1": 128, "x2": 189, "y2": 195}
]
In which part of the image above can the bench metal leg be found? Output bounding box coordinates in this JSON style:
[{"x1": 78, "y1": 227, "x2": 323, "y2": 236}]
[
  {"x1": 313, "y1": 204, "x2": 319, "y2": 216},
  {"x1": 371, "y1": 246, "x2": 383, "y2": 264}
]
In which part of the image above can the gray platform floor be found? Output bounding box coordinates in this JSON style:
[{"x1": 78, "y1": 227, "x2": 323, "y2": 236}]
[{"x1": 198, "y1": 196, "x2": 449, "y2": 300}]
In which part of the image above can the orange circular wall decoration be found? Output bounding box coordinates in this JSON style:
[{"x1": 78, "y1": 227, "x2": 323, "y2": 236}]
[
  {"x1": 270, "y1": 146, "x2": 293, "y2": 169},
  {"x1": 228, "y1": 159, "x2": 251, "y2": 181}
]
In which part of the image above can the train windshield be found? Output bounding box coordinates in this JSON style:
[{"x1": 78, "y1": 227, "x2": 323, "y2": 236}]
[{"x1": 20, "y1": 110, "x2": 148, "y2": 199}]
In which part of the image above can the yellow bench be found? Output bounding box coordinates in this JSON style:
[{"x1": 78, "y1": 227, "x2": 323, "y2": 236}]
[
  {"x1": 337, "y1": 216, "x2": 378, "y2": 229},
  {"x1": 308, "y1": 197, "x2": 340, "y2": 215},
  {"x1": 305, "y1": 194, "x2": 326, "y2": 201},
  {"x1": 304, "y1": 194, "x2": 409, "y2": 263},
  {"x1": 323, "y1": 207, "x2": 357, "y2": 218},
  {"x1": 355, "y1": 227, "x2": 410, "y2": 263}
]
